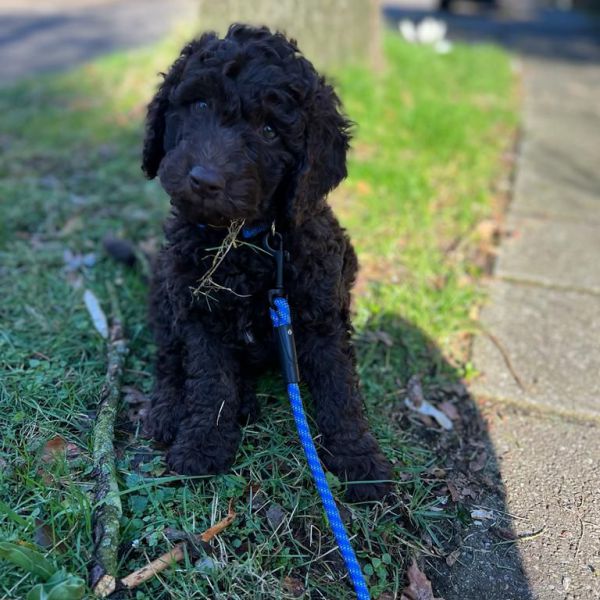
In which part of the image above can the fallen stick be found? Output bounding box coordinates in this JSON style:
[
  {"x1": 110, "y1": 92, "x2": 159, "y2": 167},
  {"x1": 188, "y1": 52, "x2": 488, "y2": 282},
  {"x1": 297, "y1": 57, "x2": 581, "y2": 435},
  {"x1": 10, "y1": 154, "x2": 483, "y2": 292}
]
[
  {"x1": 483, "y1": 329, "x2": 528, "y2": 392},
  {"x1": 89, "y1": 286, "x2": 128, "y2": 597},
  {"x1": 120, "y1": 501, "x2": 237, "y2": 591}
]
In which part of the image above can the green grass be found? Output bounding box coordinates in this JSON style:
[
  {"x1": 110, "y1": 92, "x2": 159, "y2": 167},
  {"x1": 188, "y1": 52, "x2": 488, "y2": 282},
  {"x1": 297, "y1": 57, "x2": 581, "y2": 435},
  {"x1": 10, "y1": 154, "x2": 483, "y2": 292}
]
[{"x1": 0, "y1": 30, "x2": 517, "y2": 599}]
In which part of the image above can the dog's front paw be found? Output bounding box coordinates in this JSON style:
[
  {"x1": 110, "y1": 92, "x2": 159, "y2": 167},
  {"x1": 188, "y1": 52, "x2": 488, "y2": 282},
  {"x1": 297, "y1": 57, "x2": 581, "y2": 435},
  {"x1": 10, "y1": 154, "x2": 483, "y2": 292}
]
[
  {"x1": 166, "y1": 425, "x2": 241, "y2": 476},
  {"x1": 324, "y1": 434, "x2": 393, "y2": 502}
]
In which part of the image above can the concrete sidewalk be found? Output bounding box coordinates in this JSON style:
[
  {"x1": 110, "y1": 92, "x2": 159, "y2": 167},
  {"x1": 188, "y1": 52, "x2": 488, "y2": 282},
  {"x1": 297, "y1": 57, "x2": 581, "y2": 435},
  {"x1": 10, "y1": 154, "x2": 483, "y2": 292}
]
[{"x1": 469, "y1": 10, "x2": 600, "y2": 600}]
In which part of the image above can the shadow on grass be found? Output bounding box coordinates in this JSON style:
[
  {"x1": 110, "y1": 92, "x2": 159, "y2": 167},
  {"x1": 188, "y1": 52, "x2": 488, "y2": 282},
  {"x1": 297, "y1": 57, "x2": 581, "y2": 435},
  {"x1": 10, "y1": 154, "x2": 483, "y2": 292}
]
[
  {"x1": 109, "y1": 301, "x2": 536, "y2": 599},
  {"x1": 357, "y1": 311, "x2": 533, "y2": 599}
]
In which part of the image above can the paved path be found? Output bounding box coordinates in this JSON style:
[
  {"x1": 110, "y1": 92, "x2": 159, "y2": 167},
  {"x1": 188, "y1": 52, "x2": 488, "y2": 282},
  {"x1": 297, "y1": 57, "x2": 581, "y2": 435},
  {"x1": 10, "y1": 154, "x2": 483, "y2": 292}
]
[
  {"x1": 385, "y1": 3, "x2": 600, "y2": 599},
  {"x1": 0, "y1": 0, "x2": 196, "y2": 84},
  {"x1": 470, "y1": 12, "x2": 600, "y2": 598}
]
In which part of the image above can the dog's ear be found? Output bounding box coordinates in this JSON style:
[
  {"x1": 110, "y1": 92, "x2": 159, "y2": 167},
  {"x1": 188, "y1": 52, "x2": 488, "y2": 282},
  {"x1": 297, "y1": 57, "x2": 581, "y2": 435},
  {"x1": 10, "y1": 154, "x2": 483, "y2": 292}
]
[
  {"x1": 286, "y1": 77, "x2": 352, "y2": 225},
  {"x1": 141, "y1": 34, "x2": 216, "y2": 179}
]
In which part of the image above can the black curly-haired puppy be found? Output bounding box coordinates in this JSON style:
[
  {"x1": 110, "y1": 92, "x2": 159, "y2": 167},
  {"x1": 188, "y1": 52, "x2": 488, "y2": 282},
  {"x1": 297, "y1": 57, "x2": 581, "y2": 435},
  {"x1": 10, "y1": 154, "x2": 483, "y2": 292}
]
[{"x1": 142, "y1": 23, "x2": 392, "y2": 501}]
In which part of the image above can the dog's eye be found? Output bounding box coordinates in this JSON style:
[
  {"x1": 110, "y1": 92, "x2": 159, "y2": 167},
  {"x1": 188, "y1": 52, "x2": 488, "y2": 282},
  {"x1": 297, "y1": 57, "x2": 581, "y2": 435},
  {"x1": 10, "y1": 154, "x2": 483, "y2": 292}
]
[
  {"x1": 194, "y1": 100, "x2": 208, "y2": 112},
  {"x1": 262, "y1": 124, "x2": 277, "y2": 140}
]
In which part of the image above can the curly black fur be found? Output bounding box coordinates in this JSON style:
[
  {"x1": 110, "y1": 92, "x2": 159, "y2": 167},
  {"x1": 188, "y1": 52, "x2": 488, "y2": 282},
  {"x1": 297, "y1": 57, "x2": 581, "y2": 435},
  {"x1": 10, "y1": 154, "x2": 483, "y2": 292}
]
[{"x1": 143, "y1": 24, "x2": 392, "y2": 501}]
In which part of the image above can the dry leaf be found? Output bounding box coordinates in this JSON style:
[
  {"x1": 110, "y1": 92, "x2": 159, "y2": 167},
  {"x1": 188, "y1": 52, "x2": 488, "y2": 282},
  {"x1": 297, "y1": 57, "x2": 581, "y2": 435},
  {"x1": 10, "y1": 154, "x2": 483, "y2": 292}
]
[
  {"x1": 429, "y1": 467, "x2": 446, "y2": 479},
  {"x1": 401, "y1": 559, "x2": 444, "y2": 600},
  {"x1": 34, "y1": 519, "x2": 54, "y2": 549},
  {"x1": 471, "y1": 508, "x2": 494, "y2": 521},
  {"x1": 406, "y1": 375, "x2": 426, "y2": 408},
  {"x1": 446, "y1": 481, "x2": 460, "y2": 502},
  {"x1": 123, "y1": 386, "x2": 150, "y2": 424},
  {"x1": 476, "y1": 219, "x2": 498, "y2": 243},
  {"x1": 445, "y1": 549, "x2": 460, "y2": 567},
  {"x1": 282, "y1": 576, "x2": 305, "y2": 598},
  {"x1": 469, "y1": 451, "x2": 488, "y2": 472},
  {"x1": 446, "y1": 478, "x2": 478, "y2": 502},
  {"x1": 461, "y1": 487, "x2": 477, "y2": 500},
  {"x1": 491, "y1": 526, "x2": 517, "y2": 541},
  {"x1": 41, "y1": 436, "x2": 79, "y2": 463},
  {"x1": 405, "y1": 397, "x2": 453, "y2": 431},
  {"x1": 163, "y1": 528, "x2": 189, "y2": 543},
  {"x1": 438, "y1": 401, "x2": 459, "y2": 421},
  {"x1": 34, "y1": 519, "x2": 68, "y2": 554},
  {"x1": 41, "y1": 436, "x2": 67, "y2": 462},
  {"x1": 265, "y1": 504, "x2": 285, "y2": 529},
  {"x1": 414, "y1": 413, "x2": 436, "y2": 428},
  {"x1": 251, "y1": 490, "x2": 269, "y2": 512}
]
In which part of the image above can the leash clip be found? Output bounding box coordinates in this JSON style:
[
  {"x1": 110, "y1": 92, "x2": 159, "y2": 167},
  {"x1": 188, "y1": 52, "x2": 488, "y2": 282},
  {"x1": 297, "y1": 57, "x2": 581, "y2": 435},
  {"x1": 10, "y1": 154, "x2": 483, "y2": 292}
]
[
  {"x1": 263, "y1": 230, "x2": 299, "y2": 384},
  {"x1": 263, "y1": 231, "x2": 286, "y2": 305}
]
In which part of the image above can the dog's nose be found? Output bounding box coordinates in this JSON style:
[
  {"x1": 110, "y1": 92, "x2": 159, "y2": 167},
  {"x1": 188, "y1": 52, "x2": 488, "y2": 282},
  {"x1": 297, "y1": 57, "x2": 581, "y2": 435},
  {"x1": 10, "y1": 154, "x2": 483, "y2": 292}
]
[{"x1": 189, "y1": 165, "x2": 225, "y2": 195}]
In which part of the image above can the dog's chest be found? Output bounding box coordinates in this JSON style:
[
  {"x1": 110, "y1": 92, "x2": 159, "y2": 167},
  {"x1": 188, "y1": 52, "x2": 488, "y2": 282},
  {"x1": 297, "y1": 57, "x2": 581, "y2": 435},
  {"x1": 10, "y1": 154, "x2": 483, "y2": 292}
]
[{"x1": 189, "y1": 243, "x2": 275, "y2": 350}]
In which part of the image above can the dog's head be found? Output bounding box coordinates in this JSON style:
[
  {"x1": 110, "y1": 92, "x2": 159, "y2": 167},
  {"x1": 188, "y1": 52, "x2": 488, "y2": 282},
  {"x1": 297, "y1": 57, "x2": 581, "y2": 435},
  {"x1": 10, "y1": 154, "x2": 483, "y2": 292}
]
[{"x1": 142, "y1": 24, "x2": 351, "y2": 227}]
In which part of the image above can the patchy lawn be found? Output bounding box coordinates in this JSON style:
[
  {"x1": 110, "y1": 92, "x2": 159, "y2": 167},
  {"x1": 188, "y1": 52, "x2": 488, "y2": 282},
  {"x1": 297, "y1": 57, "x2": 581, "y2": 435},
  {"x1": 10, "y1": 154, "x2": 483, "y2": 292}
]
[{"x1": 0, "y1": 29, "x2": 517, "y2": 600}]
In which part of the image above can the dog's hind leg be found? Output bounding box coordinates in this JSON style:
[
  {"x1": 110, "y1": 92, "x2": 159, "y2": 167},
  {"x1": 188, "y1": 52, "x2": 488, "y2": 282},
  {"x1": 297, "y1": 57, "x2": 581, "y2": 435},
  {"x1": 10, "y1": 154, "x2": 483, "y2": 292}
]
[{"x1": 166, "y1": 323, "x2": 242, "y2": 476}]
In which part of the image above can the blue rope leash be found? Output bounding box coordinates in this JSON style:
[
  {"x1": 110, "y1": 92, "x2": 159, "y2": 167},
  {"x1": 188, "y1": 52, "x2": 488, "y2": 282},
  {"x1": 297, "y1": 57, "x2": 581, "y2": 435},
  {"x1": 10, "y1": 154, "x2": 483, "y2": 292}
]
[{"x1": 269, "y1": 296, "x2": 371, "y2": 600}]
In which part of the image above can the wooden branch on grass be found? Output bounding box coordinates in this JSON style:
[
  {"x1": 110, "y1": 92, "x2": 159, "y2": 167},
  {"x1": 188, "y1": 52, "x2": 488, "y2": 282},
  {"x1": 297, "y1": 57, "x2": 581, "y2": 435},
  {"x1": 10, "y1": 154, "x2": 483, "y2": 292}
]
[
  {"x1": 119, "y1": 501, "x2": 236, "y2": 591},
  {"x1": 87, "y1": 287, "x2": 236, "y2": 597},
  {"x1": 89, "y1": 286, "x2": 128, "y2": 597}
]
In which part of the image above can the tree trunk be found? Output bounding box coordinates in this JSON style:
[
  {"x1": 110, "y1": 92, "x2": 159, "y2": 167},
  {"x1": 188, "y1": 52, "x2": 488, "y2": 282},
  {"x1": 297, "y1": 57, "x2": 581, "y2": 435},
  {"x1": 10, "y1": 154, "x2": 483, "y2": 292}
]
[{"x1": 196, "y1": 0, "x2": 381, "y2": 72}]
